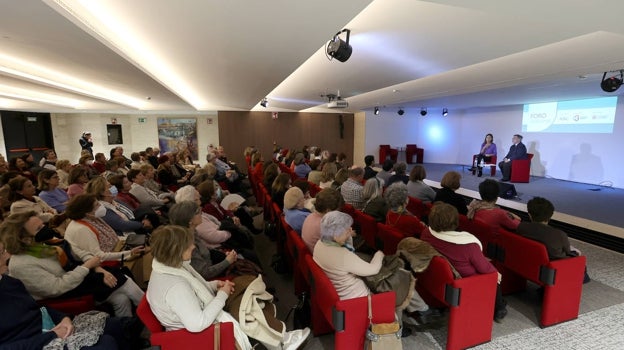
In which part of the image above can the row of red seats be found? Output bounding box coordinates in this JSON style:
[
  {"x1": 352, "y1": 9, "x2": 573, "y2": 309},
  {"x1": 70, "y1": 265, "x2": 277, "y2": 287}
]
[{"x1": 458, "y1": 216, "x2": 586, "y2": 327}]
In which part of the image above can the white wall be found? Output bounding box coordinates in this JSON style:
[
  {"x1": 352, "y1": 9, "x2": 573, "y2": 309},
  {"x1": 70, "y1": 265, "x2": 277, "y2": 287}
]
[
  {"x1": 49, "y1": 113, "x2": 219, "y2": 164},
  {"x1": 364, "y1": 108, "x2": 462, "y2": 164}
]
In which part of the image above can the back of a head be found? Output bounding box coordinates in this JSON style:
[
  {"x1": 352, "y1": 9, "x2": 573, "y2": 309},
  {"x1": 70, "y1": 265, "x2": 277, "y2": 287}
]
[
  {"x1": 168, "y1": 200, "x2": 199, "y2": 227},
  {"x1": 393, "y1": 162, "x2": 407, "y2": 175},
  {"x1": 126, "y1": 169, "x2": 141, "y2": 182},
  {"x1": 440, "y1": 171, "x2": 461, "y2": 190},
  {"x1": 527, "y1": 197, "x2": 554, "y2": 222},
  {"x1": 150, "y1": 225, "x2": 193, "y2": 268},
  {"x1": 409, "y1": 165, "x2": 426, "y2": 182},
  {"x1": 362, "y1": 177, "x2": 382, "y2": 201},
  {"x1": 429, "y1": 202, "x2": 459, "y2": 232},
  {"x1": 320, "y1": 211, "x2": 353, "y2": 240},
  {"x1": 175, "y1": 185, "x2": 197, "y2": 203},
  {"x1": 283, "y1": 187, "x2": 304, "y2": 210},
  {"x1": 382, "y1": 159, "x2": 394, "y2": 171},
  {"x1": 348, "y1": 166, "x2": 364, "y2": 178},
  {"x1": 364, "y1": 155, "x2": 374, "y2": 167},
  {"x1": 314, "y1": 188, "x2": 344, "y2": 213},
  {"x1": 384, "y1": 182, "x2": 408, "y2": 210},
  {"x1": 478, "y1": 179, "x2": 500, "y2": 202}
]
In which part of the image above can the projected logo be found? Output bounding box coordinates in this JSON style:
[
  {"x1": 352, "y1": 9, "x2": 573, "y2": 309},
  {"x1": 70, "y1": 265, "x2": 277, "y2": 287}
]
[{"x1": 522, "y1": 97, "x2": 617, "y2": 133}]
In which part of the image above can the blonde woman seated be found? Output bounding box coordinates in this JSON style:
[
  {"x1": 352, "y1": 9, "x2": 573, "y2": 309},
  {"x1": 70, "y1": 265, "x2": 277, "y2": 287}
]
[
  {"x1": 313, "y1": 211, "x2": 433, "y2": 334},
  {"x1": 147, "y1": 225, "x2": 310, "y2": 350},
  {"x1": 1, "y1": 211, "x2": 142, "y2": 317},
  {"x1": 8, "y1": 176, "x2": 57, "y2": 223}
]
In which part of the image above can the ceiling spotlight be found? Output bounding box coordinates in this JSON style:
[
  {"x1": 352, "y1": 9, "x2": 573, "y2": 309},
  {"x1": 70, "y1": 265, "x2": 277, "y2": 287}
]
[
  {"x1": 260, "y1": 97, "x2": 268, "y2": 108},
  {"x1": 374, "y1": 106, "x2": 379, "y2": 115},
  {"x1": 420, "y1": 107, "x2": 427, "y2": 116},
  {"x1": 601, "y1": 70, "x2": 623, "y2": 92},
  {"x1": 397, "y1": 108, "x2": 405, "y2": 116},
  {"x1": 326, "y1": 29, "x2": 352, "y2": 62},
  {"x1": 442, "y1": 108, "x2": 448, "y2": 116}
]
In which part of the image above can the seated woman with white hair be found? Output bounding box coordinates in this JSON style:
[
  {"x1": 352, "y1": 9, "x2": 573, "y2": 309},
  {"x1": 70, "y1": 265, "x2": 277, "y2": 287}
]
[{"x1": 313, "y1": 211, "x2": 434, "y2": 336}]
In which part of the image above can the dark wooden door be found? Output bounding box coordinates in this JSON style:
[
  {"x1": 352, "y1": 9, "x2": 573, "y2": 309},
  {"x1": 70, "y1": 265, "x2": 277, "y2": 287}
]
[{"x1": 0, "y1": 110, "x2": 54, "y2": 162}]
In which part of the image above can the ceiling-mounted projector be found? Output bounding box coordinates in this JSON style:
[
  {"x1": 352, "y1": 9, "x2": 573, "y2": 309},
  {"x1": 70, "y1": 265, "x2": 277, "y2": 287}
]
[
  {"x1": 326, "y1": 29, "x2": 352, "y2": 62},
  {"x1": 328, "y1": 100, "x2": 348, "y2": 108}
]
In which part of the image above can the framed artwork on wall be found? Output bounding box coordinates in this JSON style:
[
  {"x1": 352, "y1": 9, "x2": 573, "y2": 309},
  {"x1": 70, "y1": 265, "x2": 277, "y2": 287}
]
[
  {"x1": 157, "y1": 118, "x2": 198, "y2": 160},
  {"x1": 107, "y1": 124, "x2": 123, "y2": 145}
]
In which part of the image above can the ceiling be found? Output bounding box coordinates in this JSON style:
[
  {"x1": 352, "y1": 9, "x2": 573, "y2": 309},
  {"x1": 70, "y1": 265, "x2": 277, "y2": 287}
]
[{"x1": 1, "y1": 0, "x2": 624, "y2": 115}]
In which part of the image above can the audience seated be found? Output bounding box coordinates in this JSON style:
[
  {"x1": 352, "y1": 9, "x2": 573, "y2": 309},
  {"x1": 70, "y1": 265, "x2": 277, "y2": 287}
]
[
  {"x1": 0, "y1": 248, "x2": 131, "y2": 350},
  {"x1": 37, "y1": 169, "x2": 69, "y2": 213},
  {"x1": 146, "y1": 225, "x2": 310, "y2": 350},
  {"x1": 386, "y1": 161, "x2": 409, "y2": 186},
  {"x1": 406, "y1": 165, "x2": 436, "y2": 203},
  {"x1": 168, "y1": 201, "x2": 236, "y2": 280},
  {"x1": 108, "y1": 174, "x2": 142, "y2": 211},
  {"x1": 2, "y1": 210, "x2": 142, "y2": 317},
  {"x1": 283, "y1": 187, "x2": 311, "y2": 234},
  {"x1": 467, "y1": 179, "x2": 520, "y2": 231},
  {"x1": 361, "y1": 177, "x2": 388, "y2": 222},
  {"x1": 157, "y1": 155, "x2": 190, "y2": 190},
  {"x1": 84, "y1": 177, "x2": 152, "y2": 237},
  {"x1": 384, "y1": 182, "x2": 425, "y2": 237},
  {"x1": 376, "y1": 159, "x2": 395, "y2": 186},
  {"x1": 271, "y1": 173, "x2": 291, "y2": 210},
  {"x1": 318, "y1": 162, "x2": 337, "y2": 189},
  {"x1": 363, "y1": 155, "x2": 378, "y2": 180},
  {"x1": 312, "y1": 211, "x2": 431, "y2": 335},
  {"x1": 420, "y1": 203, "x2": 508, "y2": 321},
  {"x1": 9, "y1": 156, "x2": 36, "y2": 182},
  {"x1": 55, "y1": 159, "x2": 71, "y2": 190},
  {"x1": 434, "y1": 171, "x2": 468, "y2": 215},
  {"x1": 340, "y1": 167, "x2": 365, "y2": 210},
  {"x1": 92, "y1": 152, "x2": 107, "y2": 174},
  {"x1": 306, "y1": 159, "x2": 323, "y2": 185},
  {"x1": 66, "y1": 167, "x2": 89, "y2": 199},
  {"x1": 516, "y1": 197, "x2": 590, "y2": 283},
  {"x1": 302, "y1": 188, "x2": 344, "y2": 252},
  {"x1": 127, "y1": 169, "x2": 169, "y2": 210},
  {"x1": 293, "y1": 153, "x2": 312, "y2": 179},
  {"x1": 8, "y1": 176, "x2": 57, "y2": 223},
  {"x1": 262, "y1": 163, "x2": 279, "y2": 189}
]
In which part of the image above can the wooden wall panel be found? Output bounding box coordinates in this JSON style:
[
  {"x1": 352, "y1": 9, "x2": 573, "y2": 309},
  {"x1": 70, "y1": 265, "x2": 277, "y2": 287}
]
[{"x1": 218, "y1": 111, "x2": 354, "y2": 169}]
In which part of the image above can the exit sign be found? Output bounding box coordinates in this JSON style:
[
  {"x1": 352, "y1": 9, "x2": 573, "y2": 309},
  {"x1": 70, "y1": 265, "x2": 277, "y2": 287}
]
[{"x1": 138, "y1": 117, "x2": 146, "y2": 123}]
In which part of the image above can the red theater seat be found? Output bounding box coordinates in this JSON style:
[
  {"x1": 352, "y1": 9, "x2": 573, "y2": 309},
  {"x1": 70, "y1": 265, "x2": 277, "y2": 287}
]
[
  {"x1": 496, "y1": 229, "x2": 586, "y2": 327},
  {"x1": 304, "y1": 255, "x2": 396, "y2": 349},
  {"x1": 405, "y1": 144, "x2": 424, "y2": 164},
  {"x1": 379, "y1": 145, "x2": 398, "y2": 164},
  {"x1": 415, "y1": 256, "x2": 498, "y2": 350},
  {"x1": 137, "y1": 296, "x2": 236, "y2": 350},
  {"x1": 510, "y1": 153, "x2": 533, "y2": 183}
]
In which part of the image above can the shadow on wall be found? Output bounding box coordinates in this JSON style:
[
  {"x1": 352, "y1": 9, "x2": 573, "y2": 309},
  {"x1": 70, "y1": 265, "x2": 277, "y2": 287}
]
[
  {"x1": 528, "y1": 141, "x2": 545, "y2": 176},
  {"x1": 569, "y1": 143, "x2": 604, "y2": 184}
]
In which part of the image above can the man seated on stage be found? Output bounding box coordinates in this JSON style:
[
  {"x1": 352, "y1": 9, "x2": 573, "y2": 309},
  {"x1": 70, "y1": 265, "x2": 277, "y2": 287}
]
[
  {"x1": 516, "y1": 197, "x2": 590, "y2": 283},
  {"x1": 498, "y1": 134, "x2": 527, "y2": 181}
]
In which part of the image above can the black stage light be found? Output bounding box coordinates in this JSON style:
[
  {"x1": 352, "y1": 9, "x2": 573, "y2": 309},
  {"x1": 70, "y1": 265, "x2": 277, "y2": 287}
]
[
  {"x1": 374, "y1": 107, "x2": 379, "y2": 115},
  {"x1": 601, "y1": 71, "x2": 623, "y2": 92},
  {"x1": 397, "y1": 108, "x2": 405, "y2": 116},
  {"x1": 442, "y1": 108, "x2": 448, "y2": 116},
  {"x1": 327, "y1": 29, "x2": 352, "y2": 62},
  {"x1": 260, "y1": 98, "x2": 268, "y2": 108},
  {"x1": 420, "y1": 107, "x2": 427, "y2": 116}
]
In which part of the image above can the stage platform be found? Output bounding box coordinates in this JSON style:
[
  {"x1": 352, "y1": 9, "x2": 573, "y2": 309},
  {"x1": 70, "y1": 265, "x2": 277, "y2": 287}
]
[{"x1": 408, "y1": 163, "x2": 624, "y2": 248}]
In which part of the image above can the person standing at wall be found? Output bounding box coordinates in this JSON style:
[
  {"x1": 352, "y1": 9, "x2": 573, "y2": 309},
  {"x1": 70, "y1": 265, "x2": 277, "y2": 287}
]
[{"x1": 79, "y1": 132, "x2": 94, "y2": 155}]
